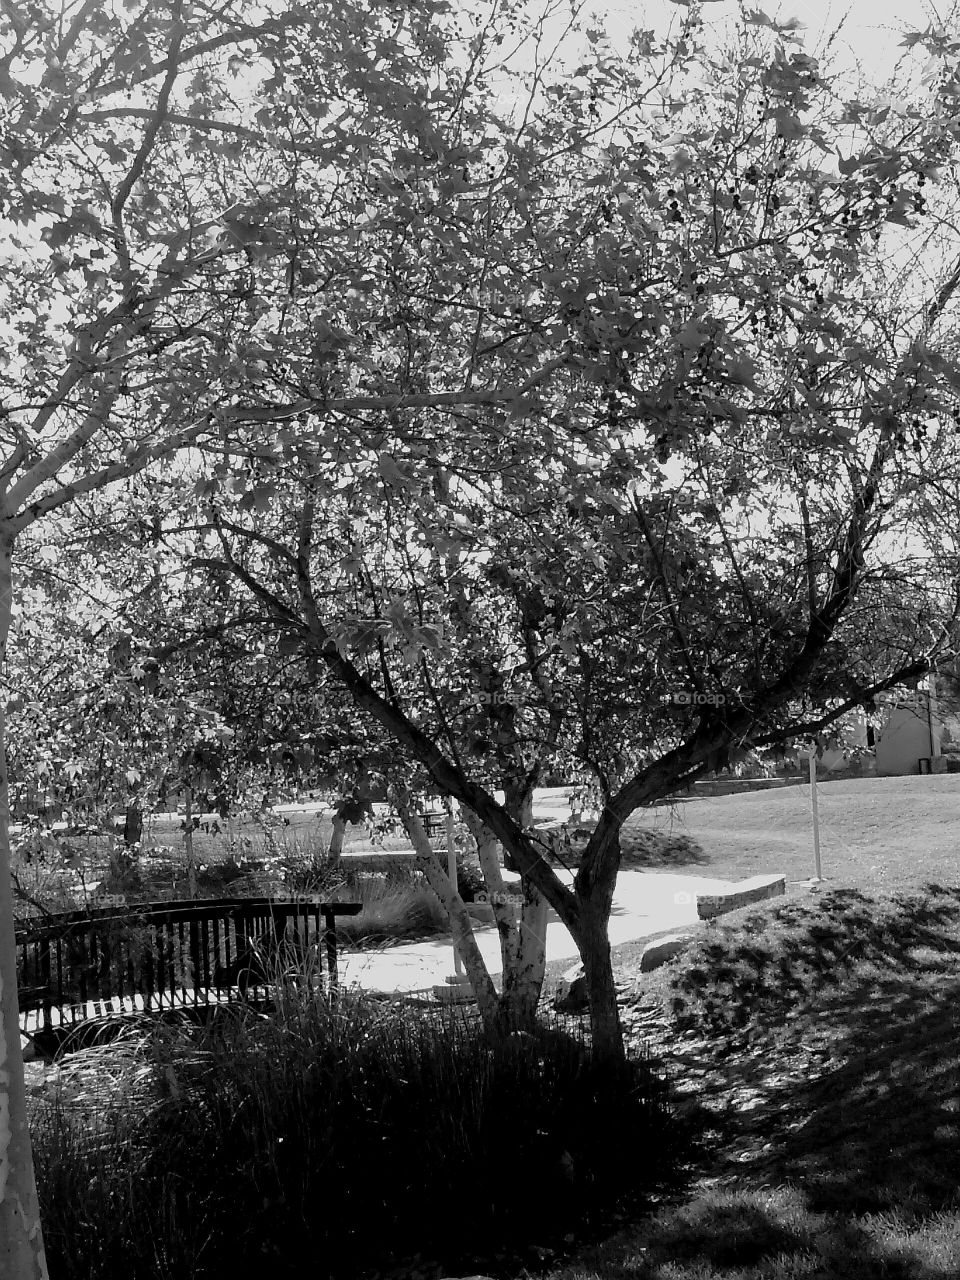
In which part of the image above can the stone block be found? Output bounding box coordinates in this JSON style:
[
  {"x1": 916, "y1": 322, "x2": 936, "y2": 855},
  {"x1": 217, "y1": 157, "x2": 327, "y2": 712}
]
[
  {"x1": 640, "y1": 933, "x2": 694, "y2": 972},
  {"x1": 553, "y1": 961, "x2": 589, "y2": 1012},
  {"x1": 696, "y1": 874, "x2": 785, "y2": 920}
]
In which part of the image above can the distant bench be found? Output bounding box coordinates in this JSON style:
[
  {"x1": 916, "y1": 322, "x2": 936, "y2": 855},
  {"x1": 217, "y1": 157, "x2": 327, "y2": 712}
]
[{"x1": 15, "y1": 896, "x2": 361, "y2": 1038}]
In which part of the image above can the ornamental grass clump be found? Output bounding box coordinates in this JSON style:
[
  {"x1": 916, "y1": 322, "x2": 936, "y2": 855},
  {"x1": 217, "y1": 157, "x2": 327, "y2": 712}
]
[{"x1": 31, "y1": 983, "x2": 694, "y2": 1279}]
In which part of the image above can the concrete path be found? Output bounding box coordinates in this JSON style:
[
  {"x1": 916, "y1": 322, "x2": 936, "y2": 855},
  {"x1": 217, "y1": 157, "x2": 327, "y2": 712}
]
[{"x1": 337, "y1": 868, "x2": 736, "y2": 994}]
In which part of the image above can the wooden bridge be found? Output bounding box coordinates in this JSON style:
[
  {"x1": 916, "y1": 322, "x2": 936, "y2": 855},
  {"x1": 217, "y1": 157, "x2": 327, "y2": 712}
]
[{"x1": 15, "y1": 896, "x2": 362, "y2": 1038}]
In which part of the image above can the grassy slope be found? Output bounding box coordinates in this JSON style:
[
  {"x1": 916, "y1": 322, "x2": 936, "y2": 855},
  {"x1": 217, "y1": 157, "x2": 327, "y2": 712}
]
[{"x1": 533, "y1": 879, "x2": 960, "y2": 1280}]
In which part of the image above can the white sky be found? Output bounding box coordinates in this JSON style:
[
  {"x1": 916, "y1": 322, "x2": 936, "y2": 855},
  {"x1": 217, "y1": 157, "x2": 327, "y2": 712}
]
[{"x1": 583, "y1": 0, "x2": 947, "y2": 81}]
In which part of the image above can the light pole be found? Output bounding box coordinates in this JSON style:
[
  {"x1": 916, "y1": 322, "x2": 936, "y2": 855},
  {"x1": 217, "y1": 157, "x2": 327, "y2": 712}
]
[{"x1": 808, "y1": 748, "x2": 822, "y2": 882}]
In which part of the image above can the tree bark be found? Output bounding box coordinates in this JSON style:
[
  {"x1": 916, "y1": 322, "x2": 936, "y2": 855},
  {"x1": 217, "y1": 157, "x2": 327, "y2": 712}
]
[
  {"x1": 499, "y1": 885, "x2": 548, "y2": 1032},
  {"x1": 0, "y1": 537, "x2": 50, "y2": 1277},
  {"x1": 397, "y1": 804, "x2": 501, "y2": 1031},
  {"x1": 183, "y1": 785, "x2": 197, "y2": 898},
  {"x1": 461, "y1": 792, "x2": 548, "y2": 1033},
  {"x1": 579, "y1": 898, "x2": 625, "y2": 1060},
  {"x1": 463, "y1": 810, "x2": 517, "y2": 973},
  {"x1": 122, "y1": 801, "x2": 142, "y2": 847},
  {"x1": 328, "y1": 812, "x2": 346, "y2": 864},
  {"x1": 575, "y1": 822, "x2": 625, "y2": 1061},
  {"x1": 499, "y1": 786, "x2": 548, "y2": 1030}
]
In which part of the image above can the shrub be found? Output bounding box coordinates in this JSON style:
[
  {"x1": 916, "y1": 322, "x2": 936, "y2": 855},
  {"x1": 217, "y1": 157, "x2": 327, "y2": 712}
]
[
  {"x1": 453, "y1": 850, "x2": 486, "y2": 901},
  {"x1": 32, "y1": 990, "x2": 693, "y2": 1279},
  {"x1": 334, "y1": 868, "x2": 449, "y2": 944}
]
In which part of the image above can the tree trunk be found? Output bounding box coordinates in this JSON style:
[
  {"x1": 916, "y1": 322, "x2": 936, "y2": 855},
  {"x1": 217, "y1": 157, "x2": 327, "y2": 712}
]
[
  {"x1": 183, "y1": 785, "x2": 197, "y2": 899},
  {"x1": 397, "y1": 804, "x2": 501, "y2": 1031},
  {"x1": 0, "y1": 538, "x2": 50, "y2": 1277},
  {"x1": 462, "y1": 809, "x2": 517, "y2": 973},
  {"x1": 501, "y1": 776, "x2": 531, "y2": 872},
  {"x1": 575, "y1": 821, "x2": 625, "y2": 1061},
  {"x1": 579, "y1": 897, "x2": 625, "y2": 1061},
  {"x1": 499, "y1": 885, "x2": 548, "y2": 1032},
  {"x1": 462, "y1": 793, "x2": 547, "y2": 1033},
  {"x1": 328, "y1": 813, "x2": 346, "y2": 865},
  {"x1": 123, "y1": 802, "x2": 142, "y2": 847}
]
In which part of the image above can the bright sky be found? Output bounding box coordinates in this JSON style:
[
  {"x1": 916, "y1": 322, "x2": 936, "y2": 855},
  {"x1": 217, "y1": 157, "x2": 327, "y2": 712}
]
[{"x1": 585, "y1": 0, "x2": 945, "y2": 81}]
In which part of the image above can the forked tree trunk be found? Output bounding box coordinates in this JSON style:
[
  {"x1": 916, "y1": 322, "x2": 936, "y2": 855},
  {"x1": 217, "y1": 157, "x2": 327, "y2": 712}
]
[
  {"x1": 0, "y1": 540, "x2": 49, "y2": 1277},
  {"x1": 460, "y1": 800, "x2": 548, "y2": 1033}
]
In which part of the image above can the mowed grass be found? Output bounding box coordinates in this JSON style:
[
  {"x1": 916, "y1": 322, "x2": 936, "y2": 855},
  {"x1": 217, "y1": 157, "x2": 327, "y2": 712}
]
[
  {"x1": 621, "y1": 774, "x2": 960, "y2": 891},
  {"x1": 530, "y1": 882, "x2": 960, "y2": 1280}
]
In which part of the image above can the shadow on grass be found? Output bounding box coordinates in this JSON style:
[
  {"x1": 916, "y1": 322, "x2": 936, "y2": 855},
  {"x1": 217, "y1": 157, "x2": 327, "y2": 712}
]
[
  {"x1": 611, "y1": 972, "x2": 960, "y2": 1279},
  {"x1": 743, "y1": 975, "x2": 960, "y2": 1218},
  {"x1": 566, "y1": 884, "x2": 960, "y2": 1279},
  {"x1": 568, "y1": 1181, "x2": 960, "y2": 1279},
  {"x1": 664, "y1": 884, "x2": 960, "y2": 1037},
  {"x1": 619, "y1": 826, "x2": 710, "y2": 867}
]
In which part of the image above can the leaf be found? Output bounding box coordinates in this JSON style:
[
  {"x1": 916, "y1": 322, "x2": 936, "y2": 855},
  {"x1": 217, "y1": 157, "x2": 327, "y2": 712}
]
[
  {"x1": 378, "y1": 452, "x2": 406, "y2": 486},
  {"x1": 416, "y1": 624, "x2": 444, "y2": 650}
]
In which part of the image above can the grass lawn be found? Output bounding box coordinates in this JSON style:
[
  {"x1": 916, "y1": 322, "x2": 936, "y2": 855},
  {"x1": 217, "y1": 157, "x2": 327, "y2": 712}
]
[{"x1": 620, "y1": 774, "x2": 960, "y2": 892}]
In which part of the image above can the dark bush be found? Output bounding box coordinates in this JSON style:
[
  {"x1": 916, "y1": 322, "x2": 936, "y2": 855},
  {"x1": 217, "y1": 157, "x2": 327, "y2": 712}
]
[{"x1": 32, "y1": 991, "x2": 694, "y2": 1279}]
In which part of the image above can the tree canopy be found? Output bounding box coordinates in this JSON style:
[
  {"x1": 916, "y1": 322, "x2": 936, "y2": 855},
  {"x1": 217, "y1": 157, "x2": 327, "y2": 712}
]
[{"x1": 6, "y1": 1, "x2": 960, "y2": 1270}]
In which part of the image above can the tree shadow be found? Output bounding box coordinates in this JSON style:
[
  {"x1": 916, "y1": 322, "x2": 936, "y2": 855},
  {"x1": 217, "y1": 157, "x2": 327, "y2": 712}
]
[
  {"x1": 619, "y1": 827, "x2": 710, "y2": 867},
  {"x1": 591, "y1": 884, "x2": 960, "y2": 1278},
  {"x1": 576, "y1": 1178, "x2": 960, "y2": 1279},
  {"x1": 663, "y1": 884, "x2": 960, "y2": 1037},
  {"x1": 734, "y1": 974, "x2": 960, "y2": 1218}
]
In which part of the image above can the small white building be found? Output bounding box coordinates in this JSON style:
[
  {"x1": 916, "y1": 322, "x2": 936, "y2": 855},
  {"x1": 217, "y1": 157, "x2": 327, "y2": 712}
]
[{"x1": 874, "y1": 682, "x2": 943, "y2": 776}]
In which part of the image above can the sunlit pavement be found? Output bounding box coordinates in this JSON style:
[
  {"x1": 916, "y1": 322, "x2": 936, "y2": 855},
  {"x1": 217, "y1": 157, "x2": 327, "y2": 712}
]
[
  {"x1": 337, "y1": 868, "x2": 737, "y2": 994},
  {"x1": 338, "y1": 787, "x2": 739, "y2": 993}
]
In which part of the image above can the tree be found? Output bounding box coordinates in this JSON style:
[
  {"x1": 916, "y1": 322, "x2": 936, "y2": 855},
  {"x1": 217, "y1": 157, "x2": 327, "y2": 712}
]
[
  {"x1": 3, "y1": 1, "x2": 960, "y2": 1269},
  {"x1": 0, "y1": 0, "x2": 556, "y2": 1267},
  {"x1": 174, "y1": 4, "x2": 960, "y2": 1061}
]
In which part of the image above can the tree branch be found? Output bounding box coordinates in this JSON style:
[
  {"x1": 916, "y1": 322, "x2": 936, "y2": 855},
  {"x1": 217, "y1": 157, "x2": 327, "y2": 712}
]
[{"x1": 232, "y1": 355, "x2": 577, "y2": 421}]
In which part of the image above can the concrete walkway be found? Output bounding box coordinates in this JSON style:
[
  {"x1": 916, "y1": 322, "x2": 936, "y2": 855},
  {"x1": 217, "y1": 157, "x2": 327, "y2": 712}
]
[{"x1": 338, "y1": 868, "x2": 736, "y2": 994}]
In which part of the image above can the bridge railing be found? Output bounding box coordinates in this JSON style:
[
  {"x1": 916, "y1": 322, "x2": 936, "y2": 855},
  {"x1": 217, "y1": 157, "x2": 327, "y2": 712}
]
[{"x1": 15, "y1": 896, "x2": 363, "y2": 1033}]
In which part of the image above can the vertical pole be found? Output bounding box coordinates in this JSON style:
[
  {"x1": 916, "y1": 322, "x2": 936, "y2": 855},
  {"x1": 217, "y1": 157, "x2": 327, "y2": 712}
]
[{"x1": 809, "y1": 749, "x2": 822, "y2": 881}]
